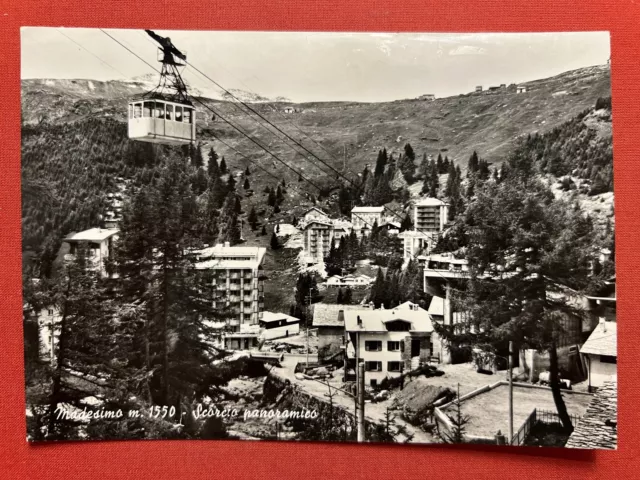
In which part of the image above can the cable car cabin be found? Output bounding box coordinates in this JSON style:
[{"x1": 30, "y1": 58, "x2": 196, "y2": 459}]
[{"x1": 128, "y1": 99, "x2": 196, "y2": 145}]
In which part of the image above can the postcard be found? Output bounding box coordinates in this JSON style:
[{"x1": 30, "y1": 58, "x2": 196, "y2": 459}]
[{"x1": 21, "y1": 28, "x2": 616, "y2": 448}]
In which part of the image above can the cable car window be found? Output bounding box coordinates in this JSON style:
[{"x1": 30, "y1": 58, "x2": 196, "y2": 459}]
[
  {"x1": 128, "y1": 104, "x2": 133, "y2": 119},
  {"x1": 165, "y1": 104, "x2": 173, "y2": 120},
  {"x1": 134, "y1": 103, "x2": 142, "y2": 118},
  {"x1": 155, "y1": 102, "x2": 165, "y2": 118},
  {"x1": 183, "y1": 108, "x2": 192, "y2": 124},
  {"x1": 175, "y1": 106, "x2": 183, "y2": 122},
  {"x1": 143, "y1": 102, "x2": 153, "y2": 117}
]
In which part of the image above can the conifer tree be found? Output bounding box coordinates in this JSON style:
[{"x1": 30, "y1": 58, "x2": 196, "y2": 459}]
[
  {"x1": 248, "y1": 207, "x2": 258, "y2": 230},
  {"x1": 270, "y1": 232, "x2": 279, "y2": 250},
  {"x1": 374, "y1": 148, "x2": 388, "y2": 178},
  {"x1": 243, "y1": 177, "x2": 250, "y2": 190},
  {"x1": 336, "y1": 288, "x2": 344, "y2": 304},
  {"x1": 245, "y1": 166, "x2": 251, "y2": 176},
  {"x1": 207, "y1": 147, "x2": 220, "y2": 179},
  {"x1": 219, "y1": 157, "x2": 227, "y2": 174}
]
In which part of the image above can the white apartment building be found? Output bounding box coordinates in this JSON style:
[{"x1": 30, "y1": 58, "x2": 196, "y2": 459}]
[
  {"x1": 196, "y1": 243, "x2": 266, "y2": 330},
  {"x1": 398, "y1": 198, "x2": 448, "y2": 262},
  {"x1": 351, "y1": 206, "x2": 386, "y2": 236},
  {"x1": 343, "y1": 304, "x2": 434, "y2": 387},
  {"x1": 63, "y1": 227, "x2": 120, "y2": 278}
]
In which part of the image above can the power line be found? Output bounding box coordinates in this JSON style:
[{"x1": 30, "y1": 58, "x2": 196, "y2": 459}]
[
  {"x1": 57, "y1": 29, "x2": 127, "y2": 78},
  {"x1": 98, "y1": 28, "x2": 464, "y2": 287},
  {"x1": 187, "y1": 62, "x2": 357, "y2": 183}
]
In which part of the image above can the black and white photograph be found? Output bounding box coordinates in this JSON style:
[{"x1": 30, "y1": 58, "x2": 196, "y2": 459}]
[{"x1": 21, "y1": 28, "x2": 616, "y2": 448}]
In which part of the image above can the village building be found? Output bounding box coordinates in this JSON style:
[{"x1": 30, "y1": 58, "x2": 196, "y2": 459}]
[
  {"x1": 300, "y1": 208, "x2": 353, "y2": 264},
  {"x1": 195, "y1": 242, "x2": 266, "y2": 330},
  {"x1": 475, "y1": 85, "x2": 483, "y2": 92},
  {"x1": 63, "y1": 227, "x2": 120, "y2": 278},
  {"x1": 283, "y1": 106, "x2": 296, "y2": 114},
  {"x1": 418, "y1": 94, "x2": 436, "y2": 101},
  {"x1": 301, "y1": 207, "x2": 331, "y2": 224},
  {"x1": 312, "y1": 303, "x2": 371, "y2": 364},
  {"x1": 414, "y1": 198, "x2": 448, "y2": 232},
  {"x1": 223, "y1": 323, "x2": 260, "y2": 351},
  {"x1": 565, "y1": 378, "x2": 617, "y2": 449},
  {"x1": 34, "y1": 227, "x2": 120, "y2": 364},
  {"x1": 302, "y1": 220, "x2": 334, "y2": 263},
  {"x1": 259, "y1": 311, "x2": 301, "y2": 340},
  {"x1": 379, "y1": 220, "x2": 401, "y2": 235},
  {"x1": 35, "y1": 305, "x2": 61, "y2": 365},
  {"x1": 516, "y1": 85, "x2": 527, "y2": 93},
  {"x1": 580, "y1": 319, "x2": 617, "y2": 391},
  {"x1": 325, "y1": 274, "x2": 374, "y2": 288},
  {"x1": 351, "y1": 206, "x2": 386, "y2": 237},
  {"x1": 343, "y1": 304, "x2": 434, "y2": 386},
  {"x1": 399, "y1": 198, "x2": 448, "y2": 262}
]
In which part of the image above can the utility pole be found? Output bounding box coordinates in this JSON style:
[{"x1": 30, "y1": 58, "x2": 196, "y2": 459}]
[
  {"x1": 508, "y1": 341, "x2": 514, "y2": 444},
  {"x1": 357, "y1": 361, "x2": 366, "y2": 442}
]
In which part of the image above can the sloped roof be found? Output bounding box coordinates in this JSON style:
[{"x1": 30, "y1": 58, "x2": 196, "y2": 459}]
[
  {"x1": 311, "y1": 304, "x2": 368, "y2": 327},
  {"x1": 580, "y1": 322, "x2": 617, "y2": 357},
  {"x1": 64, "y1": 228, "x2": 119, "y2": 242},
  {"x1": 261, "y1": 311, "x2": 300, "y2": 324},
  {"x1": 344, "y1": 308, "x2": 433, "y2": 333},
  {"x1": 565, "y1": 379, "x2": 617, "y2": 450},
  {"x1": 415, "y1": 197, "x2": 447, "y2": 207},
  {"x1": 352, "y1": 206, "x2": 385, "y2": 213},
  {"x1": 428, "y1": 296, "x2": 444, "y2": 316}
]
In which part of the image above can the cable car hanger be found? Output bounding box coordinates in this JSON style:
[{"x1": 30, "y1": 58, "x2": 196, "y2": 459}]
[{"x1": 141, "y1": 29, "x2": 192, "y2": 106}]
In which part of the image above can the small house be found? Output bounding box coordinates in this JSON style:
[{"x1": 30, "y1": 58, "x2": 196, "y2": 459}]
[
  {"x1": 580, "y1": 319, "x2": 617, "y2": 391},
  {"x1": 283, "y1": 106, "x2": 296, "y2": 114},
  {"x1": 259, "y1": 311, "x2": 300, "y2": 340},
  {"x1": 516, "y1": 85, "x2": 527, "y2": 93},
  {"x1": 475, "y1": 86, "x2": 483, "y2": 92}
]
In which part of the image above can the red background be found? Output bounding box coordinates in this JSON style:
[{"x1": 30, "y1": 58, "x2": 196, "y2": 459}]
[{"x1": 1, "y1": 1, "x2": 638, "y2": 478}]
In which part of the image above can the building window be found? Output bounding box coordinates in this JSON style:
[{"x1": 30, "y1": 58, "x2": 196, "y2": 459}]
[
  {"x1": 388, "y1": 361, "x2": 402, "y2": 372},
  {"x1": 387, "y1": 341, "x2": 401, "y2": 351},
  {"x1": 370, "y1": 379, "x2": 378, "y2": 387},
  {"x1": 365, "y1": 341, "x2": 382, "y2": 352},
  {"x1": 600, "y1": 355, "x2": 617, "y2": 364},
  {"x1": 365, "y1": 361, "x2": 382, "y2": 372}
]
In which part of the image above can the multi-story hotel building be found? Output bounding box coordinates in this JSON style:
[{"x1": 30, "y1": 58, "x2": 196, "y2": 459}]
[
  {"x1": 398, "y1": 198, "x2": 448, "y2": 262},
  {"x1": 196, "y1": 242, "x2": 266, "y2": 330}
]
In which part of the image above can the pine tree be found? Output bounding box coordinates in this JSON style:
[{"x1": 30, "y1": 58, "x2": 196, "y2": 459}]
[
  {"x1": 404, "y1": 143, "x2": 416, "y2": 163},
  {"x1": 436, "y1": 153, "x2": 443, "y2": 174},
  {"x1": 374, "y1": 148, "x2": 388, "y2": 178},
  {"x1": 435, "y1": 158, "x2": 595, "y2": 432},
  {"x1": 245, "y1": 166, "x2": 251, "y2": 176},
  {"x1": 336, "y1": 288, "x2": 344, "y2": 304},
  {"x1": 227, "y1": 173, "x2": 236, "y2": 192},
  {"x1": 429, "y1": 159, "x2": 439, "y2": 197},
  {"x1": 467, "y1": 151, "x2": 479, "y2": 174},
  {"x1": 248, "y1": 207, "x2": 258, "y2": 230},
  {"x1": 192, "y1": 143, "x2": 205, "y2": 168},
  {"x1": 270, "y1": 232, "x2": 279, "y2": 250},
  {"x1": 217, "y1": 192, "x2": 241, "y2": 245},
  {"x1": 343, "y1": 286, "x2": 353, "y2": 305},
  {"x1": 267, "y1": 189, "x2": 277, "y2": 207},
  {"x1": 207, "y1": 147, "x2": 220, "y2": 179},
  {"x1": 219, "y1": 157, "x2": 227, "y2": 174},
  {"x1": 243, "y1": 177, "x2": 250, "y2": 190},
  {"x1": 261, "y1": 225, "x2": 267, "y2": 236}
]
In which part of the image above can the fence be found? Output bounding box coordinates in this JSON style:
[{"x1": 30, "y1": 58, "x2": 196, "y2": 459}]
[
  {"x1": 511, "y1": 408, "x2": 537, "y2": 446},
  {"x1": 536, "y1": 409, "x2": 581, "y2": 427},
  {"x1": 511, "y1": 408, "x2": 581, "y2": 446}
]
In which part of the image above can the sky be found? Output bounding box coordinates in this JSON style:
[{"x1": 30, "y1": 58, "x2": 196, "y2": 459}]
[{"x1": 21, "y1": 28, "x2": 610, "y2": 103}]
